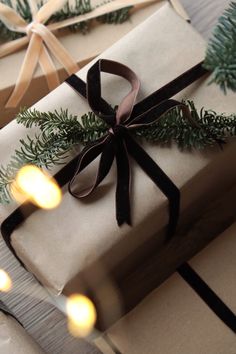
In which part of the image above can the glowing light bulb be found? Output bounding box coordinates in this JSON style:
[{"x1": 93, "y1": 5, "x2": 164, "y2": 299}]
[
  {"x1": 13, "y1": 165, "x2": 62, "y2": 209},
  {"x1": 66, "y1": 294, "x2": 96, "y2": 337},
  {"x1": 0, "y1": 269, "x2": 12, "y2": 292}
]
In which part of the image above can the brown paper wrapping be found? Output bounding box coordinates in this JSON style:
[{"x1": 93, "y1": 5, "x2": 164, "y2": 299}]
[
  {"x1": 0, "y1": 312, "x2": 45, "y2": 354},
  {"x1": 0, "y1": 4, "x2": 236, "y2": 296},
  {"x1": 0, "y1": 0, "x2": 173, "y2": 127},
  {"x1": 96, "y1": 273, "x2": 236, "y2": 354},
  {"x1": 189, "y1": 221, "x2": 236, "y2": 313}
]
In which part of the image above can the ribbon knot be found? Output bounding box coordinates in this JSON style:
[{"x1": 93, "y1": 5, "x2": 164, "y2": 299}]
[
  {"x1": 26, "y1": 21, "x2": 37, "y2": 37},
  {"x1": 109, "y1": 125, "x2": 126, "y2": 137},
  {"x1": 65, "y1": 59, "x2": 200, "y2": 238}
]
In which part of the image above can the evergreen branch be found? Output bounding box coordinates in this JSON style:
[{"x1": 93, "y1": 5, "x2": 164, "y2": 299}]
[
  {"x1": 17, "y1": 108, "x2": 83, "y2": 133},
  {"x1": 96, "y1": 1, "x2": 131, "y2": 24},
  {"x1": 203, "y1": 1, "x2": 236, "y2": 92},
  {"x1": 0, "y1": 101, "x2": 235, "y2": 204},
  {"x1": 0, "y1": 133, "x2": 76, "y2": 203},
  {"x1": 17, "y1": 108, "x2": 108, "y2": 143},
  {"x1": 0, "y1": 0, "x2": 132, "y2": 40},
  {"x1": 0, "y1": 109, "x2": 109, "y2": 203},
  {"x1": 135, "y1": 101, "x2": 236, "y2": 149}
]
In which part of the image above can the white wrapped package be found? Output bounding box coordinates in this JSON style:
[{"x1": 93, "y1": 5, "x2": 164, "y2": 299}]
[
  {"x1": 0, "y1": 4, "x2": 236, "y2": 296},
  {"x1": 0, "y1": 311, "x2": 44, "y2": 354}
]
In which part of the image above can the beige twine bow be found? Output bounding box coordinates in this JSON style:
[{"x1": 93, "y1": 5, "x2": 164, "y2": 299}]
[{"x1": 0, "y1": 0, "x2": 189, "y2": 109}]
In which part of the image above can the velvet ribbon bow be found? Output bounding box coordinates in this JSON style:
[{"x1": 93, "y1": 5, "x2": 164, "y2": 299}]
[
  {"x1": 0, "y1": 0, "x2": 188, "y2": 109},
  {"x1": 66, "y1": 59, "x2": 207, "y2": 238}
]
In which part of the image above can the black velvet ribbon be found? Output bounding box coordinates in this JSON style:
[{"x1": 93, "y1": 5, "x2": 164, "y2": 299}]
[
  {"x1": 66, "y1": 59, "x2": 207, "y2": 238},
  {"x1": 178, "y1": 263, "x2": 236, "y2": 333}
]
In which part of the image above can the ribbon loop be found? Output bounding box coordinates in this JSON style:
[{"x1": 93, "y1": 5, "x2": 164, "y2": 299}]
[
  {"x1": 86, "y1": 60, "x2": 116, "y2": 124},
  {"x1": 0, "y1": 3, "x2": 27, "y2": 32},
  {"x1": 87, "y1": 59, "x2": 140, "y2": 126},
  {"x1": 68, "y1": 135, "x2": 113, "y2": 198}
]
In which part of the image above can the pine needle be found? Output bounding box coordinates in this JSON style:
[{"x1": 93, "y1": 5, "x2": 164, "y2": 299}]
[{"x1": 204, "y1": 1, "x2": 236, "y2": 92}]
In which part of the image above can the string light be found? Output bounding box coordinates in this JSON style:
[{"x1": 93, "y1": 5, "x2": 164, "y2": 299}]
[
  {"x1": 12, "y1": 165, "x2": 62, "y2": 209},
  {"x1": 0, "y1": 269, "x2": 12, "y2": 292},
  {"x1": 66, "y1": 294, "x2": 97, "y2": 337}
]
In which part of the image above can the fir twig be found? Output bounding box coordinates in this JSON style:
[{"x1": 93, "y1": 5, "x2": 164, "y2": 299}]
[
  {"x1": 96, "y1": 1, "x2": 131, "y2": 24},
  {"x1": 17, "y1": 108, "x2": 108, "y2": 144},
  {"x1": 203, "y1": 1, "x2": 236, "y2": 92},
  {"x1": 0, "y1": 101, "x2": 235, "y2": 204},
  {"x1": 135, "y1": 101, "x2": 236, "y2": 149}
]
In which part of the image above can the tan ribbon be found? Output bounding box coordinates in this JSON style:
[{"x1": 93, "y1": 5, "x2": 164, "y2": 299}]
[{"x1": 0, "y1": 0, "x2": 188, "y2": 108}]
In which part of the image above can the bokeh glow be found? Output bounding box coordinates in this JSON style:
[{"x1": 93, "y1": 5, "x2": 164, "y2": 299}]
[
  {"x1": 0, "y1": 269, "x2": 12, "y2": 292},
  {"x1": 12, "y1": 165, "x2": 61, "y2": 209},
  {"x1": 66, "y1": 294, "x2": 97, "y2": 337}
]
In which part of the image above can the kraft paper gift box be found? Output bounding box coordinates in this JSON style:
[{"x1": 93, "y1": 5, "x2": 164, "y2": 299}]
[
  {"x1": 94, "y1": 272, "x2": 236, "y2": 354},
  {"x1": 0, "y1": 303, "x2": 45, "y2": 354},
  {"x1": 188, "y1": 221, "x2": 236, "y2": 316},
  {"x1": 100, "y1": 215, "x2": 236, "y2": 353},
  {"x1": 0, "y1": 4, "x2": 236, "y2": 326},
  {"x1": 0, "y1": 0, "x2": 188, "y2": 127}
]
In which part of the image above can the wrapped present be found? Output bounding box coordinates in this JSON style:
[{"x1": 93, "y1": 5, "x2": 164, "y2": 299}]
[
  {"x1": 94, "y1": 272, "x2": 236, "y2": 354},
  {"x1": 0, "y1": 3, "x2": 236, "y2": 328},
  {"x1": 185, "y1": 221, "x2": 236, "y2": 320},
  {"x1": 0, "y1": 302, "x2": 45, "y2": 354},
  {"x1": 0, "y1": 0, "x2": 189, "y2": 127}
]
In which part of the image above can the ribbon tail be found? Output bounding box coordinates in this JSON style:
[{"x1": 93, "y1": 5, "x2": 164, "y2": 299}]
[
  {"x1": 39, "y1": 44, "x2": 60, "y2": 90},
  {"x1": 125, "y1": 134, "x2": 180, "y2": 239},
  {"x1": 0, "y1": 36, "x2": 28, "y2": 58},
  {"x1": 48, "y1": 0, "x2": 158, "y2": 31},
  {"x1": 5, "y1": 34, "x2": 42, "y2": 108},
  {"x1": 115, "y1": 139, "x2": 131, "y2": 226}
]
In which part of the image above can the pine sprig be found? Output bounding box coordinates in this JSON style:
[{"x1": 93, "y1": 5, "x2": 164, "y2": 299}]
[
  {"x1": 204, "y1": 1, "x2": 236, "y2": 92},
  {"x1": 135, "y1": 101, "x2": 236, "y2": 149},
  {"x1": 0, "y1": 0, "x2": 132, "y2": 40},
  {"x1": 97, "y1": 1, "x2": 131, "y2": 24},
  {"x1": 0, "y1": 132, "x2": 77, "y2": 203},
  {"x1": 0, "y1": 109, "x2": 109, "y2": 203},
  {"x1": 17, "y1": 108, "x2": 108, "y2": 142},
  {"x1": 0, "y1": 134, "x2": 72, "y2": 203},
  {"x1": 0, "y1": 101, "x2": 235, "y2": 204}
]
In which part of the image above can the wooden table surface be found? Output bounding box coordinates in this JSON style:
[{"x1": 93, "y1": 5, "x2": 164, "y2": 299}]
[
  {"x1": 180, "y1": 0, "x2": 231, "y2": 39},
  {"x1": 0, "y1": 1, "x2": 233, "y2": 353}
]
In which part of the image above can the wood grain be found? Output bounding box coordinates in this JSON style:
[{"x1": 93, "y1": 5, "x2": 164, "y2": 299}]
[{"x1": 180, "y1": 0, "x2": 232, "y2": 39}]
